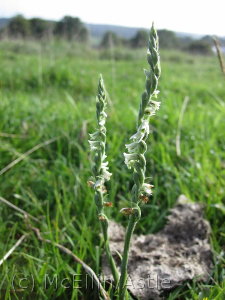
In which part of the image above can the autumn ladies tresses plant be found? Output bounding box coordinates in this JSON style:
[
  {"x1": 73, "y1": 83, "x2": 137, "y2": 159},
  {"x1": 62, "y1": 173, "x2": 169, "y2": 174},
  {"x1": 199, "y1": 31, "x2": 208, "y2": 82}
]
[
  {"x1": 88, "y1": 75, "x2": 119, "y2": 285},
  {"x1": 119, "y1": 23, "x2": 161, "y2": 300},
  {"x1": 88, "y1": 23, "x2": 161, "y2": 300}
]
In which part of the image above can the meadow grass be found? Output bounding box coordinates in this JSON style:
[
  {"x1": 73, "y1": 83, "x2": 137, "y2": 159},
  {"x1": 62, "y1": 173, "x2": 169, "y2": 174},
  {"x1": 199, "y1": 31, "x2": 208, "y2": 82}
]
[{"x1": 0, "y1": 40, "x2": 224, "y2": 299}]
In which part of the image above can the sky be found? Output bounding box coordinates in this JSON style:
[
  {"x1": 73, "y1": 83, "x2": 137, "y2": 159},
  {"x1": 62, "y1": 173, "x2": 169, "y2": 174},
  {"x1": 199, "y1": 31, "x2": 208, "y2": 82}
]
[{"x1": 0, "y1": 0, "x2": 224, "y2": 36}]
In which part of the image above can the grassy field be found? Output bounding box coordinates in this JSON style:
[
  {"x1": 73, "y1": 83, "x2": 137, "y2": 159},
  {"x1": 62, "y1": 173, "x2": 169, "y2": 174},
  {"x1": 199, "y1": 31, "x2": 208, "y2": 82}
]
[{"x1": 0, "y1": 39, "x2": 224, "y2": 299}]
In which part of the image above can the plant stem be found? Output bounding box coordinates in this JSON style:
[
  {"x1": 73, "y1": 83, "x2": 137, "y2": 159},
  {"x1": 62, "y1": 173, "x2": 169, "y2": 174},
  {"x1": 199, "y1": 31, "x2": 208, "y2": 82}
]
[
  {"x1": 101, "y1": 221, "x2": 120, "y2": 285},
  {"x1": 119, "y1": 213, "x2": 136, "y2": 299},
  {"x1": 98, "y1": 191, "x2": 119, "y2": 285}
]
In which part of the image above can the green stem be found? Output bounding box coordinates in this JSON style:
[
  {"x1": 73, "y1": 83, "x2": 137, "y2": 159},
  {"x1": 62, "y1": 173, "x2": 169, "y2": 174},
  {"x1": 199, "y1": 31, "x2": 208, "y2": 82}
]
[
  {"x1": 97, "y1": 190, "x2": 119, "y2": 286},
  {"x1": 119, "y1": 214, "x2": 137, "y2": 300},
  {"x1": 101, "y1": 222, "x2": 120, "y2": 285}
]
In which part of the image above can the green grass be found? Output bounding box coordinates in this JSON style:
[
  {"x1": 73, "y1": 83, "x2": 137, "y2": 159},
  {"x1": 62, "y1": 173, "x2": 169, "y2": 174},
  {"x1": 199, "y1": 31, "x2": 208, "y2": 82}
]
[{"x1": 0, "y1": 39, "x2": 224, "y2": 299}]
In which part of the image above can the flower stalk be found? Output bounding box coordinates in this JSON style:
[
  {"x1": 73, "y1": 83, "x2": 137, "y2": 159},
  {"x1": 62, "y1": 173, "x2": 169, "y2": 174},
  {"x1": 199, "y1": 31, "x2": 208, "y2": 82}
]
[
  {"x1": 88, "y1": 75, "x2": 119, "y2": 286},
  {"x1": 119, "y1": 23, "x2": 161, "y2": 300}
]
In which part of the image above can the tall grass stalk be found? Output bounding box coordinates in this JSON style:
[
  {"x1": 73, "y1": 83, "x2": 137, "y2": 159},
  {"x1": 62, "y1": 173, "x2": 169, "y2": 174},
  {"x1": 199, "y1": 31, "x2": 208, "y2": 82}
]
[
  {"x1": 89, "y1": 24, "x2": 161, "y2": 300},
  {"x1": 88, "y1": 75, "x2": 119, "y2": 286},
  {"x1": 119, "y1": 23, "x2": 161, "y2": 299}
]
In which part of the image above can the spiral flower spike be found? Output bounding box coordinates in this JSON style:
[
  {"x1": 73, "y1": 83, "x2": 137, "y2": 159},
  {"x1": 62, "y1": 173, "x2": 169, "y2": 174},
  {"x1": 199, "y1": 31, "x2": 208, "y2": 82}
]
[
  {"x1": 88, "y1": 75, "x2": 119, "y2": 286},
  {"x1": 119, "y1": 23, "x2": 161, "y2": 300}
]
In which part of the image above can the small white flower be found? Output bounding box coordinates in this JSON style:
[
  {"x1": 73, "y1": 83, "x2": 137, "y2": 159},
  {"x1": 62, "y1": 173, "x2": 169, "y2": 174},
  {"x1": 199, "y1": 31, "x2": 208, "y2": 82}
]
[
  {"x1": 95, "y1": 179, "x2": 103, "y2": 191},
  {"x1": 102, "y1": 154, "x2": 107, "y2": 161},
  {"x1": 130, "y1": 121, "x2": 149, "y2": 142},
  {"x1": 150, "y1": 100, "x2": 160, "y2": 110},
  {"x1": 101, "y1": 169, "x2": 112, "y2": 181},
  {"x1": 89, "y1": 130, "x2": 103, "y2": 140},
  {"x1": 88, "y1": 140, "x2": 99, "y2": 146},
  {"x1": 101, "y1": 161, "x2": 109, "y2": 168},
  {"x1": 125, "y1": 141, "x2": 147, "y2": 154},
  {"x1": 101, "y1": 111, "x2": 107, "y2": 118},
  {"x1": 145, "y1": 100, "x2": 161, "y2": 116},
  {"x1": 141, "y1": 183, "x2": 153, "y2": 195},
  {"x1": 99, "y1": 119, "x2": 105, "y2": 126},
  {"x1": 124, "y1": 153, "x2": 139, "y2": 169},
  {"x1": 153, "y1": 90, "x2": 160, "y2": 98},
  {"x1": 129, "y1": 131, "x2": 143, "y2": 142},
  {"x1": 88, "y1": 140, "x2": 100, "y2": 151},
  {"x1": 144, "y1": 100, "x2": 160, "y2": 116},
  {"x1": 125, "y1": 142, "x2": 140, "y2": 153},
  {"x1": 90, "y1": 146, "x2": 97, "y2": 151}
]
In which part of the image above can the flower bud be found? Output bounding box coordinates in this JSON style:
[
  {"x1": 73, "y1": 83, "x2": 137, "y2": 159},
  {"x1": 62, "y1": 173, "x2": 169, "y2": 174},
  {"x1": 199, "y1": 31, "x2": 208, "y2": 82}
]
[
  {"x1": 140, "y1": 195, "x2": 148, "y2": 203},
  {"x1": 87, "y1": 180, "x2": 95, "y2": 188},
  {"x1": 103, "y1": 202, "x2": 113, "y2": 207},
  {"x1": 120, "y1": 208, "x2": 134, "y2": 216}
]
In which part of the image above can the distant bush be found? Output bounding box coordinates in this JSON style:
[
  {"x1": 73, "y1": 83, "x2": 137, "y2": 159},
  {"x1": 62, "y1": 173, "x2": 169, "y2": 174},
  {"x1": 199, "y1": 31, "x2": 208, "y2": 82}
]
[
  {"x1": 1, "y1": 15, "x2": 222, "y2": 57},
  {"x1": 130, "y1": 30, "x2": 149, "y2": 48},
  {"x1": 185, "y1": 40, "x2": 213, "y2": 55},
  {"x1": 130, "y1": 29, "x2": 180, "y2": 49},
  {"x1": 100, "y1": 31, "x2": 125, "y2": 48},
  {"x1": 54, "y1": 16, "x2": 89, "y2": 42},
  {"x1": 1, "y1": 15, "x2": 89, "y2": 42},
  {"x1": 157, "y1": 29, "x2": 179, "y2": 49},
  {"x1": 7, "y1": 15, "x2": 30, "y2": 38},
  {"x1": 30, "y1": 18, "x2": 51, "y2": 39}
]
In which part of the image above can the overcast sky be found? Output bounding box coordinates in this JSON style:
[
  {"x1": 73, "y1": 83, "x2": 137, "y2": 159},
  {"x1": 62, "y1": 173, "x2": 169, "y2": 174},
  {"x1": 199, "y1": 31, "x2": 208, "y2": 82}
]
[{"x1": 0, "y1": 0, "x2": 224, "y2": 36}]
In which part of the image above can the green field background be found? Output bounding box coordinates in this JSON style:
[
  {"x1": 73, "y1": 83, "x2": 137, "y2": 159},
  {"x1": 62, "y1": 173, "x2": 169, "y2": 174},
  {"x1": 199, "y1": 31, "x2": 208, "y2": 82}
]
[{"x1": 0, "y1": 40, "x2": 224, "y2": 299}]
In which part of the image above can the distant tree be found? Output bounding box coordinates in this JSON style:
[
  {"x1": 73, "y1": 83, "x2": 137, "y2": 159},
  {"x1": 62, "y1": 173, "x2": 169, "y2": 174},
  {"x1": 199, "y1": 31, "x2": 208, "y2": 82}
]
[
  {"x1": 0, "y1": 18, "x2": 10, "y2": 29},
  {"x1": 185, "y1": 40, "x2": 213, "y2": 55},
  {"x1": 54, "y1": 16, "x2": 89, "y2": 42},
  {"x1": 101, "y1": 31, "x2": 123, "y2": 48},
  {"x1": 179, "y1": 36, "x2": 194, "y2": 49},
  {"x1": 130, "y1": 29, "x2": 179, "y2": 49},
  {"x1": 8, "y1": 15, "x2": 30, "y2": 38},
  {"x1": 201, "y1": 35, "x2": 213, "y2": 43},
  {"x1": 79, "y1": 27, "x2": 89, "y2": 42},
  {"x1": 130, "y1": 30, "x2": 148, "y2": 48},
  {"x1": 30, "y1": 18, "x2": 49, "y2": 39},
  {"x1": 157, "y1": 29, "x2": 179, "y2": 48}
]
